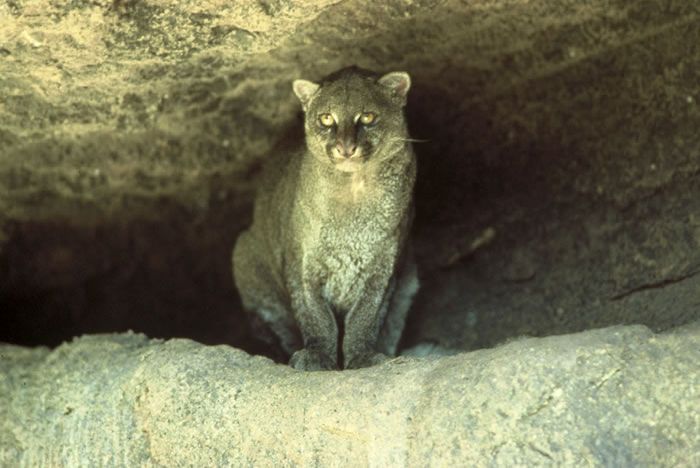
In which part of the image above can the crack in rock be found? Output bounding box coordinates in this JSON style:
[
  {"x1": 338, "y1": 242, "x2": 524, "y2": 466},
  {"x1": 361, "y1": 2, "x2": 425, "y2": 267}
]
[{"x1": 610, "y1": 269, "x2": 700, "y2": 301}]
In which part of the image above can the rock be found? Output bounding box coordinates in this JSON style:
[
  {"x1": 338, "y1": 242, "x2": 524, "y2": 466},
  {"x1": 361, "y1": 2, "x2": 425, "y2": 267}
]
[{"x1": 1, "y1": 325, "x2": 698, "y2": 465}]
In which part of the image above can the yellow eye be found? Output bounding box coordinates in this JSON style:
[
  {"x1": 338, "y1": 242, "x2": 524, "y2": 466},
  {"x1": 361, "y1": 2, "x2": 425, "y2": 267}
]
[
  {"x1": 359, "y1": 112, "x2": 376, "y2": 125},
  {"x1": 318, "y1": 113, "x2": 335, "y2": 127}
]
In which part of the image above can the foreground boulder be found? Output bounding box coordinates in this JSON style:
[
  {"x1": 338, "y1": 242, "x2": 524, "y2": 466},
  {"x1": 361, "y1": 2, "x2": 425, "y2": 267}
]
[{"x1": 1, "y1": 323, "x2": 698, "y2": 465}]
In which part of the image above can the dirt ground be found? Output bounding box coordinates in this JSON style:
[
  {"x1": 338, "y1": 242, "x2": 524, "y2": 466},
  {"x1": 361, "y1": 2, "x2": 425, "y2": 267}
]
[{"x1": 1, "y1": 0, "x2": 698, "y2": 357}]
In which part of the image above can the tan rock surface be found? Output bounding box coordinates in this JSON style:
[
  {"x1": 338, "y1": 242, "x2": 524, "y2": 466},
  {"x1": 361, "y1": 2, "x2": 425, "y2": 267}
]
[{"x1": 2, "y1": 324, "x2": 699, "y2": 465}]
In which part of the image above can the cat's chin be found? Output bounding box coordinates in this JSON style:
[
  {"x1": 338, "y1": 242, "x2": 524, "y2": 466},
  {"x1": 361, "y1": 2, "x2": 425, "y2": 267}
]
[{"x1": 332, "y1": 159, "x2": 364, "y2": 173}]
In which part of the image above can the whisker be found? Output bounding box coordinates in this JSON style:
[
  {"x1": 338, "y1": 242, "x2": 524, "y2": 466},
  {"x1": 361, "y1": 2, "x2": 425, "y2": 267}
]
[{"x1": 391, "y1": 137, "x2": 430, "y2": 144}]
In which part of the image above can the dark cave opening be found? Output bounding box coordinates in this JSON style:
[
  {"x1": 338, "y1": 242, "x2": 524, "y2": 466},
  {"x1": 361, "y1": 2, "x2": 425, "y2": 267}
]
[{"x1": 2, "y1": 53, "x2": 700, "y2": 356}]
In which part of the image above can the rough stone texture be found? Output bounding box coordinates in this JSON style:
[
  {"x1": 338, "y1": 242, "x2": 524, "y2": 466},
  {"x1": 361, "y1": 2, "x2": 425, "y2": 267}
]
[{"x1": 1, "y1": 325, "x2": 699, "y2": 465}]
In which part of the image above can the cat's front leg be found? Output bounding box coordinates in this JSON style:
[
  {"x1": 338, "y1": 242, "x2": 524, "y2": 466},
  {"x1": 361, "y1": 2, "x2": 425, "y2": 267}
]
[
  {"x1": 289, "y1": 289, "x2": 339, "y2": 371},
  {"x1": 342, "y1": 276, "x2": 395, "y2": 369}
]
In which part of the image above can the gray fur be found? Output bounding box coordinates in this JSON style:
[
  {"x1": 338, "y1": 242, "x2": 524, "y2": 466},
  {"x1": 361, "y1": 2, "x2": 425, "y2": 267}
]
[{"x1": 232, "y1": 67, "x2": 419, "y2": 370}]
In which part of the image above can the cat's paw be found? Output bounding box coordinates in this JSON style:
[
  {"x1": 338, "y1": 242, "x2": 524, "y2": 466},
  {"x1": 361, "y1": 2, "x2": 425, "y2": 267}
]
[
  {"x1": 289, "y1": 348, "x2": 338, "y2": 371},
  {"x1": 345, "y1": 351, "x2": 389, "y2": 369}
]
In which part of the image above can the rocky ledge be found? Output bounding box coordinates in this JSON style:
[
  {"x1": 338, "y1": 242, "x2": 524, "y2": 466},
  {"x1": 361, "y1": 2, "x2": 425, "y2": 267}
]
[{"x1": 1, "y1": 324, "x2": 698, "y2": 465}]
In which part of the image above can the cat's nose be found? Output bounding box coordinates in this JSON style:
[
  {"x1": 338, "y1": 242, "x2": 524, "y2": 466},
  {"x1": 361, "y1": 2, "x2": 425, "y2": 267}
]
[{"x1": 335, "y1": 142, "x2": 357, "y2": 158}]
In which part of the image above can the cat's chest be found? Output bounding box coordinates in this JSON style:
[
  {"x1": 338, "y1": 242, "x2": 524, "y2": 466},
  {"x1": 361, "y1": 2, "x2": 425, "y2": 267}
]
[
  {"x1": 306, "y1": 197, "x2": 399, "y2": 310},
  {"x1": 292, "y1": 167, "x2": 407, "y2": 307},
  {"x1": 312, "y1": 188, "x2": 400, "y2": 260},
  {"x1": 317, "y1": 230, "x2": 396, "y2": 312}
]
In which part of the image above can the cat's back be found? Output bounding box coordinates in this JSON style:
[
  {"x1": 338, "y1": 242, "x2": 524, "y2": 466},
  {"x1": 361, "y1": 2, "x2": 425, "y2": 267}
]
[{"x1": 249, "y1": 142, "x2": 303, "y2": 244}]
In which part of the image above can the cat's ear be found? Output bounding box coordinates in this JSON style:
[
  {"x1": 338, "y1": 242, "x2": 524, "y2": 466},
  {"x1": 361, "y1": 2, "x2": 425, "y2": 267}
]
[
  {"x1": 378, "y1": 71, "x2": 411, "y2": 105},
  {"x1": 292, "y1": 79, "x2": 320, "y2": 111}
]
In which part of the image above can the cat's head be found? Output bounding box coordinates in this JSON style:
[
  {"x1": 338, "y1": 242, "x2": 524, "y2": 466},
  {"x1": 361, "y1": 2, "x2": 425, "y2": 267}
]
[{"x1": 293, "y1": 67, "x2": 411, "y2": 173}]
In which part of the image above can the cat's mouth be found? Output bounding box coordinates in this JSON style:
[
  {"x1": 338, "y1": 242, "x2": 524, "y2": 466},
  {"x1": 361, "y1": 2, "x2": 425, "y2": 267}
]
[{"x1": 329, "y1": 147, "x2": 366, "y2": 172}]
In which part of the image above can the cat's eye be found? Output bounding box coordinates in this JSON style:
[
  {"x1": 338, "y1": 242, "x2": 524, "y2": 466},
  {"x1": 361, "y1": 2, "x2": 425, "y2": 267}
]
[
  {"x1": 318, "y1": 113, "x2": 335, "y2": 127},
  {"x1": 359, "y1": 112, "x2": 376, "y2": 125}
]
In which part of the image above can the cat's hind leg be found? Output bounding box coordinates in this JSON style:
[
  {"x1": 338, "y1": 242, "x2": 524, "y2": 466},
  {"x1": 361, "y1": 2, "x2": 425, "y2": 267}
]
[{"x1": 232, "y1": 232, "x2": 301, "y2": 356}]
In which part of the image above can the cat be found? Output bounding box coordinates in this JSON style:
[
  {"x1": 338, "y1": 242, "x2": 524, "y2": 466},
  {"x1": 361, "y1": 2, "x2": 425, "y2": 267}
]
[{"x1": 232, "y1": 66, "x2": 419, "y2": 370}]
